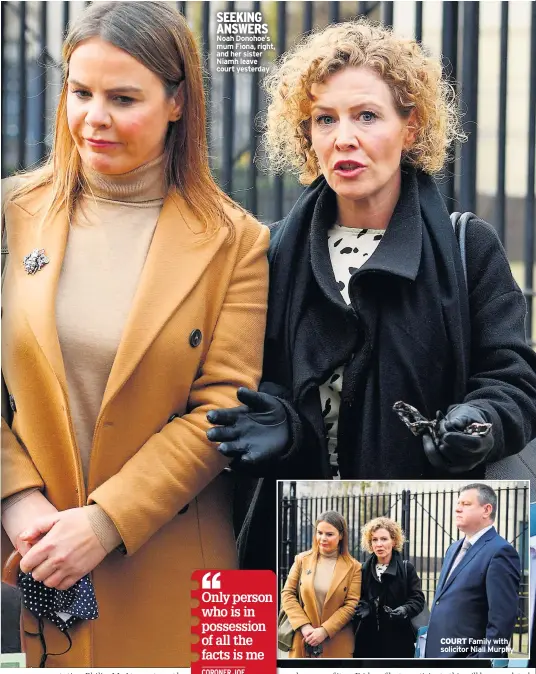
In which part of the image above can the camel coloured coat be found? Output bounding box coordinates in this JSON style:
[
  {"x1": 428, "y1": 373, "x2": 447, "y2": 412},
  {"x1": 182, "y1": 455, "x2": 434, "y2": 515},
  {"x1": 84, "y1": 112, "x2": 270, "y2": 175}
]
[
  {"x1": 1, "y1": 182, "x2": 269, "y2": 667},
  {"x1": 281, "y1": 550, "x2": 361, "y2": 658}
]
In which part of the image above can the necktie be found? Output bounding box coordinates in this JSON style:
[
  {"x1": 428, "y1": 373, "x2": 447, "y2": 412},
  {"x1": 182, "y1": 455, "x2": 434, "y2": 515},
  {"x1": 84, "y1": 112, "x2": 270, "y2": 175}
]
[{"x1": 446, "y1": 538, "x2": 471, "y2": 580}]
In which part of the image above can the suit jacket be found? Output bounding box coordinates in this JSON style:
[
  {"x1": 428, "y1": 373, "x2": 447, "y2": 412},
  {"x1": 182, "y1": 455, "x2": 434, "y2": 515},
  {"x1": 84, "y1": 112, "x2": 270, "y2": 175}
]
[
  {"x1": 281, "y1": 549, "x2": 361, "y2": 659},
  {"x1": 425, "y1": 527, "x2": 521, "y2": 658},
  {"x1": 1, "y1": 182, "x2": 269, "y2": 667}
]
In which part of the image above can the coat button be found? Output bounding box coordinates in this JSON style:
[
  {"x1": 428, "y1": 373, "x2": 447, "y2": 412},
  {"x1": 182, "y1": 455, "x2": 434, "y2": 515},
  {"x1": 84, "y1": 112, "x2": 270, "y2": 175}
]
[
  {"x1": 168, "y1": 413, "x2": 179, "y2": 423},
  {"x1": 435, "y1": 600, "x2": 440, "y2": 605},
  {"x1": 9, "y1": 395, "x2": 16, "y2": 412},
  {"x1": 344, "y1": 587, "x2": 347, "y2": 591},
  {"x1": 189, "y1": 329, "x2": 202, "y2": 348},
  {"x1": 178, "y1": 504, "x2": 189, "y2": 515}
]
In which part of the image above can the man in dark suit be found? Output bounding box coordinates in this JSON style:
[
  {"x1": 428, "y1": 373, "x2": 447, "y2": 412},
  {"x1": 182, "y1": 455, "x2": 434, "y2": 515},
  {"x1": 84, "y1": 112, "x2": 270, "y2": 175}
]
[{"x1": 425, "y1": 483, "x2": 521, "y2": 658}]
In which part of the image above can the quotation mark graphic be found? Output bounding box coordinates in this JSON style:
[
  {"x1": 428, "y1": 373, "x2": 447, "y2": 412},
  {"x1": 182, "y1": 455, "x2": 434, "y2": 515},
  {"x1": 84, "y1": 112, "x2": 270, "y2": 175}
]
[{"x1": 202, "y1": 572, "x2": 221, "y2": 589}]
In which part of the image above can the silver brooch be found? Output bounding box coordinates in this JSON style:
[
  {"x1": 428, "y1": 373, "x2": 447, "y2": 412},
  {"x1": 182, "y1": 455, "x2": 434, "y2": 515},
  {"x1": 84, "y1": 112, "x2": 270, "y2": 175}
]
[{"x1": 23, "y1": 249, "x2": 49, "y2": 275}]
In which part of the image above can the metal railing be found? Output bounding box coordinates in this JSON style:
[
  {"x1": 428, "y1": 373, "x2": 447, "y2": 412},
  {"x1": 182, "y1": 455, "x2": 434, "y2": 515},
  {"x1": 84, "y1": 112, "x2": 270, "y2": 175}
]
[
  {"x1": 1, "y1": 1, "x2": 535, "y2": 342},
  {"x1": 279, "y1": 482, "x2": 529, "y2": 654}
]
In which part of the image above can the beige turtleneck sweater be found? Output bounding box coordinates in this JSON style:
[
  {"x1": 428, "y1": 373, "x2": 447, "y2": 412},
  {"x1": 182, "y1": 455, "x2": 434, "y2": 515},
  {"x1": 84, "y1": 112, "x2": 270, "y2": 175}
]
[
  {"x1": 4, "y1": 156, "x2": 166, "y2": 553},
  {"x1": 314, "y1": 549, "x2": 339, "y2": 618},
  {"x1": 57, "y1": 156, "x2": 165, "y2": 482}
]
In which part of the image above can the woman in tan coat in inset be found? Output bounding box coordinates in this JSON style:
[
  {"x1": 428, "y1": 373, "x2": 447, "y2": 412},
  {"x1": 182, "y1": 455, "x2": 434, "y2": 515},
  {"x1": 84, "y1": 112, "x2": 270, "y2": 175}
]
[
  {"x1": 1, "y1": 2, "x2": 268, "y2": 667},
  {"x1": 281, "y1": 511, "x2": 361, "y2": 658}
]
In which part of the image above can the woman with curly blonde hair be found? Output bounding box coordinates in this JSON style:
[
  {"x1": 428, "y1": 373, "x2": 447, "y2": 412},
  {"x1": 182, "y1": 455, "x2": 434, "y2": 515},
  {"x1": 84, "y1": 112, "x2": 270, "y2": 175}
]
[
  {"x1": 207, "y1": 19, "x2": 536, "y2": 571},
  {"x1": 1, "y1": 2, "x2": 268, "y2": 667},
  {"x1": 353, "y1": 517, "x2": 425, "y2": 657}
]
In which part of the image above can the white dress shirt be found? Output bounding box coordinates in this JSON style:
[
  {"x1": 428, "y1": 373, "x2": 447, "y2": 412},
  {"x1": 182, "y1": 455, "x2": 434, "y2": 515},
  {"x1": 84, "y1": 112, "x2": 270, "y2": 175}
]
[{"x1": 465, "y1": 524, "x2": 494, "y2": 545}]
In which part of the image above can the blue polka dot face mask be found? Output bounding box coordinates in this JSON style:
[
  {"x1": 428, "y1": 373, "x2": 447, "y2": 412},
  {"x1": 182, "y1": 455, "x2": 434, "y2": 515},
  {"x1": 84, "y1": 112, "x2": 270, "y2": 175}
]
[{"x1": 17, "y1": 571, "x2": 98, "y2": 666}]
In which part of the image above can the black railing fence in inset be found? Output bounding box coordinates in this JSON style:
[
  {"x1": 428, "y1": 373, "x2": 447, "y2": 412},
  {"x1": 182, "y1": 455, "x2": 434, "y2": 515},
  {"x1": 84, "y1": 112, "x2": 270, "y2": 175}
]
[
  {"x1": 1, "y1": 1, "x2": 535, "y2": 342},
  {"x1": 279, "y1": 483, "x2": 529, "y2": 654}
]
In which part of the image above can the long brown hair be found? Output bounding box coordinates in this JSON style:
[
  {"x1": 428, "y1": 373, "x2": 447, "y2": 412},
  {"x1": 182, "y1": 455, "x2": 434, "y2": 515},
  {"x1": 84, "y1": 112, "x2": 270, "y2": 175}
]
[
  {"x1": 311, "y1": 510, "x2": 353, "y2": 562},
  {"x1": 6, "y1": 1, "x2": 237, "y2": 237}
]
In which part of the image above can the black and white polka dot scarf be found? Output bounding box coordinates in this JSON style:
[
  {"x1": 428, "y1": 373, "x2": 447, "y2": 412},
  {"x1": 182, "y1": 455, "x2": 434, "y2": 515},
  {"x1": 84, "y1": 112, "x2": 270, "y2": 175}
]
[{"x1": 17, "y1": 572, "x2": 98, "y2": 666}]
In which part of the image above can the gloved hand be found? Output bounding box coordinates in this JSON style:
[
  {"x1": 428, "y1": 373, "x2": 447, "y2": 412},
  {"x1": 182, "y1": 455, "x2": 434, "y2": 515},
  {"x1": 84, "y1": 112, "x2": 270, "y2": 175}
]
[
  {"x1": 384, "y1": 605, "x2": 408, "y2": 621},
  {"x1": 206, "y1": 387, "x2": 290, "y2": 466},
  {"x1": 422, "y1": 404, "x2": 494, "y2": 473},
  {"x1": 353, "y1": 600, "x2": 371, "y2": 621}
]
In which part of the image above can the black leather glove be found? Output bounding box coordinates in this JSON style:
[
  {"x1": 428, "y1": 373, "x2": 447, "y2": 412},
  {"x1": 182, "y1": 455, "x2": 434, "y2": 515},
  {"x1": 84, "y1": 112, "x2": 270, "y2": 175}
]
[
  {"x1": 206, "y1": 387, "x2": 290, "y2": 466},
  {"x1": 353, "y1": 600, "x2": 371, "y2": 621},
  {"x1": 422, "y1": 404, "x2": 494, "y2": 473},
  {"x1": 384, "y1": 605, "x2": 408, "y2": 621}
]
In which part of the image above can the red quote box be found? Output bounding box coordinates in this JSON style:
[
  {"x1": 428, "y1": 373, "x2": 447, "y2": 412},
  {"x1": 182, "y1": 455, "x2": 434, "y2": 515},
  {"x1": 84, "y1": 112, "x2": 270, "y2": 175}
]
[{"x1": 191, "y1": 569, "x2": 276, "y2": 674}]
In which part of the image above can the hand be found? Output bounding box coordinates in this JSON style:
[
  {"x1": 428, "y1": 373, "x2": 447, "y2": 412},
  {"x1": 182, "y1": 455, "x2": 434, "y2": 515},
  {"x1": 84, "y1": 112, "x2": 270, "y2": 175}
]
[
  {"x1": 422, "y1": 404, "x2": 493, "y2": 473},
  {"x1": 1, "y1": 492, "x2": 58, "y2": 556},
  {"x1": 300, "y1": 623, "x2": 314, "y2": 639},
  {"x1": 304, "y1": 626, "x2": 328, "y2": 646},
  {"x1": 354, "y1": 599, "x2": 371, "y2": 620},
  {"x1": 206, "y1": 387, "x2": 290, "y2": 465},
  {"x1": 19, "y1": 508, "x2": 107, "y2": 590},
  {"x1": 384, "y1": 605, "x2": 408, "y2": 621}
]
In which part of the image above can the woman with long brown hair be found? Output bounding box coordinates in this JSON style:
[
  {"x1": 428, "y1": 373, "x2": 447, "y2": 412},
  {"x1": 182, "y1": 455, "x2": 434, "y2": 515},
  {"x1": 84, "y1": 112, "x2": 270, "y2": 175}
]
[
  {"x1": 281, "y1": 510, "x2": 361, "y2": 658},
  {"x1": 1, "y1": 2, "x2": 268, "y2": 667}
]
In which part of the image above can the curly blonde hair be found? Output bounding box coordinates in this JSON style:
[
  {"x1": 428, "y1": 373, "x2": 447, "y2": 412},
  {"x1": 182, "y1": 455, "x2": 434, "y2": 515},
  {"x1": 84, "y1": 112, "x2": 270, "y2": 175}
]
[
  {"x1": 361, "y1": 517, "x2": 406, "y2": 554},
  {"x1": 263, "y1": 18, "x2": 465, "y2": 183}
]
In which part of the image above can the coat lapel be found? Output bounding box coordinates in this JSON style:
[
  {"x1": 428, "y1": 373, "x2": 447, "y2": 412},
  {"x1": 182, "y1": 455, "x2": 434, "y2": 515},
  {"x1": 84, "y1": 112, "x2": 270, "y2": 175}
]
[
  {"x1": 301, "y1": 554, "x2": 321, "y2": 627},
  {"x1": 443, "y1": 528, "x2": 495, "y2": 591},
  {"x1": 5, "y1": 196, "x2": 70, "y2": 393},
  {"x1": 324, "y1": 555, "x2": 351, "y2": 606},
  {"x1": 99, "y1": 190, "x2": 227, "y2": 415},
  {"x1": 6, "y1": 187, "x2": 228, "y2": 423},
  {"x1": 436, "y1": 540, "x2": 461, "y2": 597}
]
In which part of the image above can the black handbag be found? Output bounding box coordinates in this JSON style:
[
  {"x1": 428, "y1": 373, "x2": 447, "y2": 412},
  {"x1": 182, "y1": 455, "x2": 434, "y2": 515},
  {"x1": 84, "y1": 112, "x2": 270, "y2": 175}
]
[
  {"x1": 402, "y1": 559, "x2": 430, "y2": 636},
  {"x1": 451, "y1": 212, "x2": 536, "y2": 488}
]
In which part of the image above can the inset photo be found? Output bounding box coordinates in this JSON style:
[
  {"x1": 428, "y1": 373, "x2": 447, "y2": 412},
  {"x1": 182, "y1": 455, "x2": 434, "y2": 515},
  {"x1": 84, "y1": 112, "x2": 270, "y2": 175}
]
[{"x1": 277, "y1": 480, "x2": 530, "y2": 661}]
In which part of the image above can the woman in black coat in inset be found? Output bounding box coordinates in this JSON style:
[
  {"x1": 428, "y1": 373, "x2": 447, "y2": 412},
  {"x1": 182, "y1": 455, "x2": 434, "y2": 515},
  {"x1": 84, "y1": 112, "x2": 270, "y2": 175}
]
[{"x1": 353, "y1": 518, "x2": 425, "y2": 659}]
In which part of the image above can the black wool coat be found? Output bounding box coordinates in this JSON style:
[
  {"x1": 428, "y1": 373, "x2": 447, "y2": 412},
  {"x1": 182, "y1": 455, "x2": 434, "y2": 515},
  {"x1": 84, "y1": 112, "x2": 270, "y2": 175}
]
[
  {"x1": 353, "y1": 552, "x2": 425, "y2": 659},
  {"x1": 240, "y1": 167, "x2": 536, "y2": 571}
]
